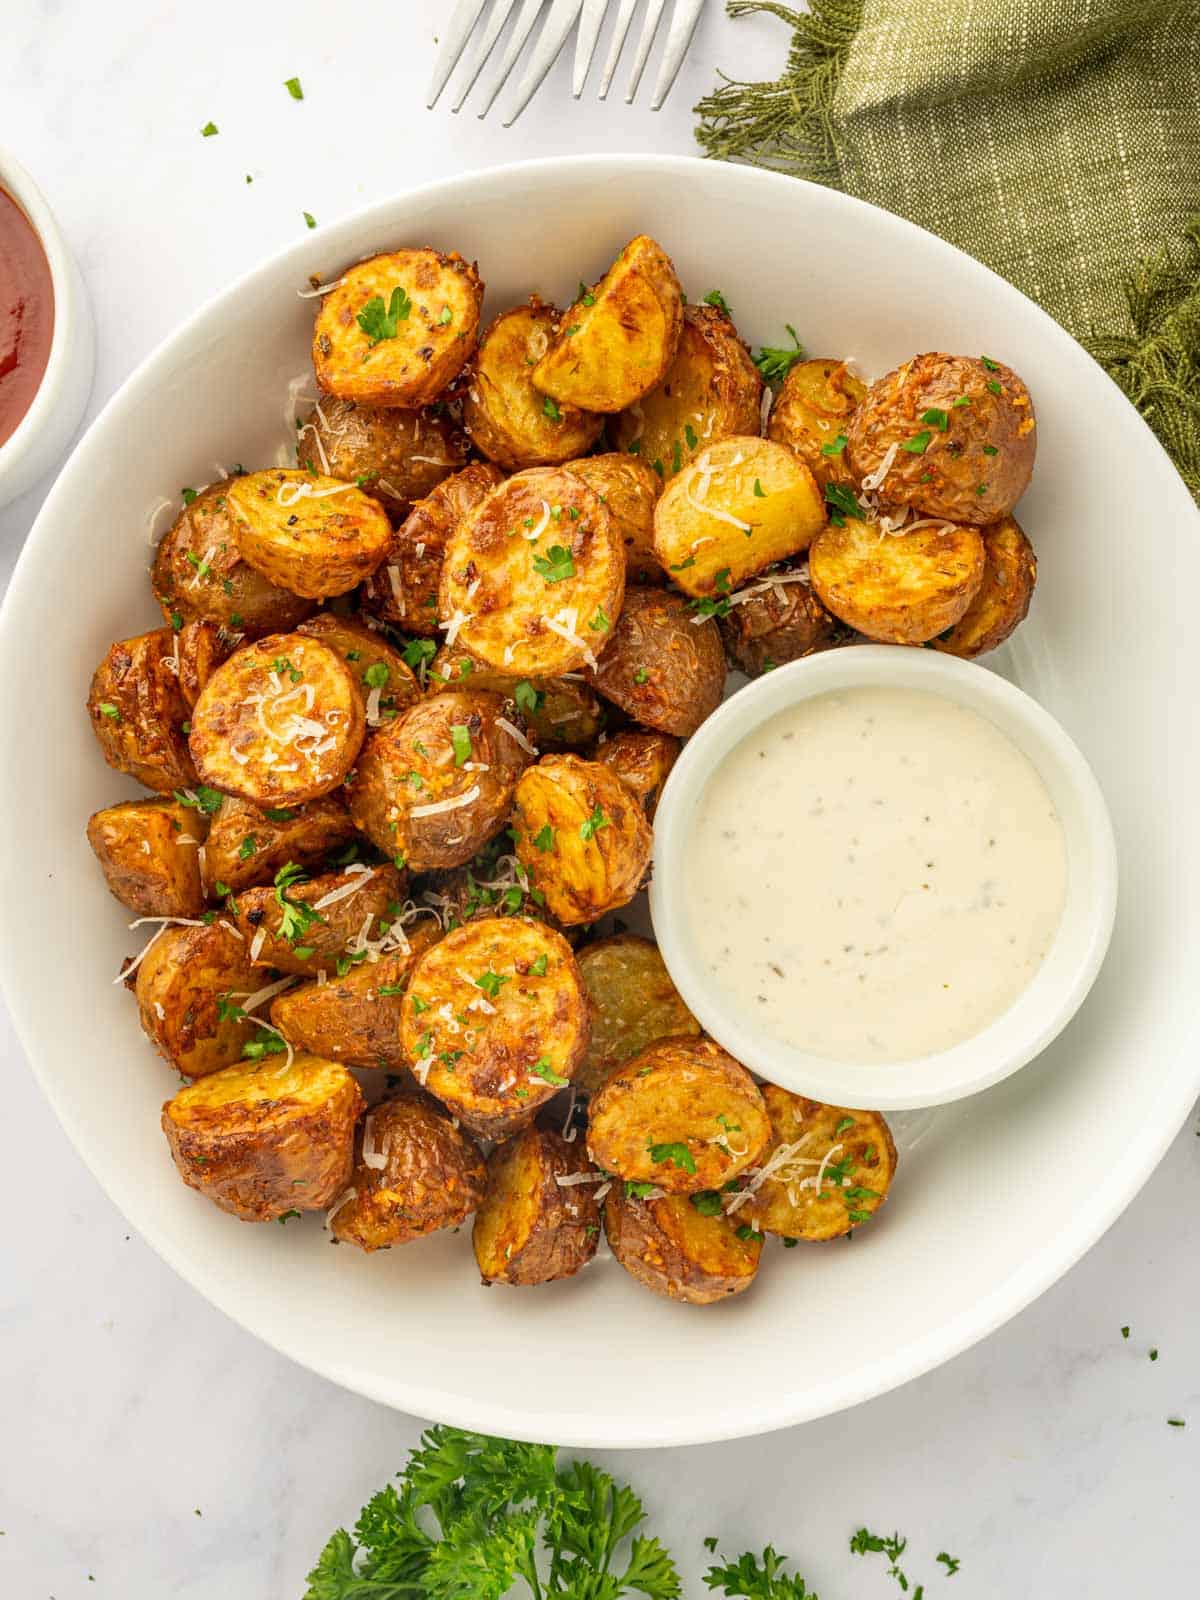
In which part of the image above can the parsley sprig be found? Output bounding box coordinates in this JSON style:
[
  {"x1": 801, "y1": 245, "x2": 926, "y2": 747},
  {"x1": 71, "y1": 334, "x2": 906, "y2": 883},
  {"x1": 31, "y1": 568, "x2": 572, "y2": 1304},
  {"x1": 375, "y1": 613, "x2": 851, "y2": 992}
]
[
  {"x1": 753, "y1": 325, "x2": 805, "y2": 383},
  {"x1": 357, "y1": 286, "x2": 412, "y2": 347}
]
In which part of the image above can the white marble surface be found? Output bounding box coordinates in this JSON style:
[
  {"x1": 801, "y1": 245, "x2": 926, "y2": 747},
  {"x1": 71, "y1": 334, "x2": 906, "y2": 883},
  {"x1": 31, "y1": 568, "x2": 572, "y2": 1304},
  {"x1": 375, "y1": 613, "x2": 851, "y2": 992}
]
[{"x1": 2, "y1": 3, "x2": 1198, "y2": 1595}]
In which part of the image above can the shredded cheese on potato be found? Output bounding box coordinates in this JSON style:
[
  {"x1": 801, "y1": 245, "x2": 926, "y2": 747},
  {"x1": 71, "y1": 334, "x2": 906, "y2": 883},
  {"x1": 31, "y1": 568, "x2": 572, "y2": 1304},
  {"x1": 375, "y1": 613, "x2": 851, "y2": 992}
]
[{"x1": 410, "y1": 784, "x2": 481, "y2": 819}]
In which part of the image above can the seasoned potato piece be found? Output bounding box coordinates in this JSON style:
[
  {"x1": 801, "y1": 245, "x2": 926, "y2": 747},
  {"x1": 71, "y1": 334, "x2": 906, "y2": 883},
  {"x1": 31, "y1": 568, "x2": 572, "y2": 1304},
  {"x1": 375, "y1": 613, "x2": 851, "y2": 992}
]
[
  {"x1": 439, "y1": 467, "x2": 625, "y2": 678},
  {"x1": 718, "y1": 567, "x2": 841, "y2": 676},
  {"x1": 587, "y1": 586, "x2": 725, "y2": 737},
  {"x1": 201, "y1": 794, "x2": 357, "y2": 895},
  {"x1": 87, "y1": 797, "x2": 207, "y2": 919},
  {"x1": 933, "y1": 516, "x2": 1037, "y2": 658},
  {"x1": 533, "y1": 235, "x2": 684, "y2": 413},
  {"x1": 463, "y1": 300, "x2": 604, "y2": 469},
  {"x1": 176, "y1": 619, "x2": 237, "y2": 708},
  {"x1": 189, "y1": 632, "x2": 365, "y2": 806},
  {"x1": 587, "y1": 1036, "x2": 770, "y2": 1194},
  {"x1": 297, "y1": 613, "x2": 420, "y2": 718},
  {"x1": 511, "y1": 754, "x2": 652, "y2": 926},
  {"x1": 593, "y1": 730, "x2": 680, "y2": 820},
  {"x1": 419, "y1": 834, "x2": 565, "y2": 936},
  {"x1": 848, "y1": 353, "x2": 1037, "y2": 525},
  {"x1": 233, "y1": 862, "x2": 406, "y2": 978},
  {"x1": 360, "y1": 462, "x2": 504, "y2": 636},
  {"x1": 312, "y1": 248, "x2": 483, "y2": 407},
  {"x1": 653, "y1": 436, "x2": 825, "y2": 599},
  {"x1": 152, "y1": 481, "x2": 314, "y2": 639},
  {"x1": 87, "y1": 629, "x2": 197, "y2": 794},
  {"x1": 161, "y1": 1052, "x2": 363, "y2": 1221},
  {"x1": 401, "y1": 918, "x2": 589, "y2": 1140},
  {"x1": 227, "y1": 470, "x2": 392, "y2": 600},
  {"x1": 566, "y1": 453, "x2": 664, "y2": 584},
  {"x1": 473, "y1": 1123, "x2": 601, "y2": 1285},
  {"x1": 328, "y1": 1090, "x2": 486, "y2": 1251},
  {"x1": 609, "y1": 304, "x2": 763, "y2": 473},
  {"x1": 575, "y1": 935, "x2": 700, "y2": 1096},
  {"x1": 604, "y1": 1184, "x2": 762, "y2": 1305},
  {"x1": 738, "y1": 1087, "x2": 897, "y2": 1242},
  {"x1": 430, "y1": 647, "x2": 605, "y2": 751},
  {"x1": 347, "y1": 689, "x2": 531, "y2": 871},
  {"x1": 295, "y1": 397, "x2": 467, "y2": 519},
  {"x1": 808, "y1": 517, "x2": 986, "y2": 645},
  {"x1": 135, "y1": 920, "x2": 261, "y2": 1079},
  {"x1": 767, "y1": 358, "x2": 867, "y2": 490}
]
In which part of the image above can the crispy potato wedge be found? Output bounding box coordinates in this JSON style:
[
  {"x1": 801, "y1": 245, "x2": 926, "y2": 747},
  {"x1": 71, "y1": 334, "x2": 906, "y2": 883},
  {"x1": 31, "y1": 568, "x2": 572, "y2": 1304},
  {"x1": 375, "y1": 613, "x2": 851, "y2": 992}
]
[
  {"x1": 430, "y1": 647, "x2": 605, "y2": 751},
  {"x1": 933, "y1": 516, "x2": 1036, "y2": 658},
  {"x1": 718, "y1": 567, "x2": 842, "y2": 675},
  {"x1": 592, "y1": 729, "x2": 680, "y2": 820},
  {"x1": 575, "y1": 935, "x2": 700, "y2": 1096},
  {"x1": 463, "y1": 300, "x2": 604, "y2": 469},
  {"x1": 347, "y1": 689, "x2": 531, "y2": 871},
  {"x1": 87, "y1": 629, "x2": 198, "y2": 794},
  {"x1": 473, "y1": 1122, "x2": 601, "y2": 1285},
  {"x1": 587, "y1": 1036, "x2": 770, "y2": 1194},
  {"x1": 328, "y1": 1090, "x2": 486, "y2": 1251},
  {"x1": 201, "y1": 794, "x2": 357, "y2": 895},
  {"x1": 189, "y1": 632, "x2": 365, "y2": 806},
  {"x1": 227, "y1": 469, "x2": 392, "y2": 600},
  {"x1": 176, "y1": 619, "x2": 237, "y2": 709},
  {"x1": 161, "y1": 1051, "x2": 363, "y2": 1221},
  {"x1": 566, "y1": 453, "x2": 664, "y2": 585},
  {"x1": 401, "y1": 917, "x2": 589, "y2": 1140},
  {"x1": 135, "y1": 920, "x2": 261, "y2": 1079},
  {"x1": 296, "y1": 613, "x2": 421, "y2": 719},
  {"x1": 739, "y1": 1087, "x2": 897, "y2": 1241},
  {"x1": 295, "y1": 397, "x2": 467, "y2": 519},
  {"x1": 87, "y1": 797, "x2": 207, "y2": 919},
  {"x1": 586, "y1": 586, "x2": 725, "y2": 737},
  {"x1": 604, "y1": 1184, "x2": 762, "y2": 1305},
  {"x1": 767, "y1": 358, "x2": 867, "y2": 490},
  {"x1": 808, "y1": 516, "x2": 986, "y2": 644},
  {"x1": 653, "y1": 436, "x2": 825, "y2": 599},
  {"x1": 532, "y1": 235, "x2": 684, "y2": 413},
  {"x1": 511, "y1": 754, "x2": 652, "y2": 926},
  {"x1": 233, "y1": 862, "x2": 406, "y2": 978},
  {"x1": 312, "y1": 248, "x2": 483, "y2": 407},
  {"x1": 438, "y1": 466, "x2": 625, "y2": 678}
]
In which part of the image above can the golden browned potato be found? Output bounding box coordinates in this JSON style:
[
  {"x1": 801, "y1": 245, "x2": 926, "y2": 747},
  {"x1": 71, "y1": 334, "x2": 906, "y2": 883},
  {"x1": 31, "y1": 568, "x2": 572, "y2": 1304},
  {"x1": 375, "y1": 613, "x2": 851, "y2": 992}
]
[
  {"x1": 328, "y1": 1090, "x2": 486, "y2": 1251},
  {"x1": 566, "y1": 453, "x2": 664, "y2": 584},
  {"x1": 586, "y1": 586, "x2": 725, "y2": 737},
  {"x1": 188, "y1": 632, "x2": 365, "y2": 806},
  {"x1": 737, "y1": 1087, "x2": 897, "y2": 1241},
  {"x1": 161, "y1": 1052, "x2": 364, "y2": 1221},
  {"x1": 360, "y1": 463, "x2": 505, "y2": 636},
  {"x1": 87, "y1": 629, "x2": 198, "y2": 794},
  {"x1": 653, "y1": 436, "x2": 825, "y2": 599},
  {"x1": 767, "y1": 358, "x2": 867, "y2": 490},
  {"x1": 152, "y1": 481, "x2": 314, "y2": 639},
  {"x1": 718, "y1": 567, "x2": 842, "y2": 675},
  {"x1": 933, "y1": 516, "x2": 1037, "y2": 658},
  {"x1": 401, "y1": 917, "x2": 588, "y2": 1140},
  {"x1": 438, "y1": 467, "x2": 625, "y2": 678},
  {"x1": 463, "y1": 300, "x2": 604, "y2": 469},
  {"x1": 473, "y1": 1122, "x2": 601, "y2": 1285},
  {"x1": 296, "y1": 613, "x2": 421, "y2": 721},
  {"x1": 295, "y1": 396, "x2": 468, "y2": 519},
  {"x1": 234, "y1": 861, "x2": 406, "y2": 978},
  {"x1": 430, "y1": 647, "x2": 605, "y2": 751},
  {"x1": 848, "y1": 352, "x2": 1036, "y2": 525},
  {"x1": 511, "y1": 754, "x2": 652, "y2": 926},
  {"x1": 201, "y1": 794, "x2": 357, "y2": 895},
  {"x1": 587, "y1": 1036, "x2": 770, "y2": 1194},
  {"x1": 609, "y1": 303, "x2": 764, "y2": 473},
  {"x1": 575, "y1": 935, "x2": 699, "y2": 1096},
  {"x1": 604, "y1": 1184, "x2": 762, "y2": 1305},
  {"x1": 135, "y1": 920, "x2": 261, "y2": 1079},
  {"x1": 176, "y1": 619, "x2": 237, "y2": 709},
  {"x1": 808, "y1": 516, "x2": 986, "y2": 645},
  {"x1": 87, "y1": 797, "x2": 207, "y2": 918},
  {"x1": 592, "y1": 729, "x2": 680, "y2": 820},
  {"x1": 227, "y1": 470, "x2": 392, "y2": 600},
  {"x1": 533, "y1": 235, "x2": 684, "y2": 413},
  {"x1": 347, "y1": 689, "x2": 531, "y2": 871}
]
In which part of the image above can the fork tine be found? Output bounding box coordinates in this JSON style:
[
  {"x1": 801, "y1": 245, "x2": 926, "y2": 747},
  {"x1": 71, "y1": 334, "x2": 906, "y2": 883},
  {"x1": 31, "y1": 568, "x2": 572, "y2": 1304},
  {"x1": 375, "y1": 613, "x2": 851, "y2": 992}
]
[
  {"x1": 598, "y1": 0, "x2": 639, "y2": 99},
  {"x1": 451, "y1": 0, "x2": 521, "y2": 112},
  {"x1": 573, "y1": 0, "x2": 610, "y2": 97},
  {"x1": 426, "y1": 0, "x2": 490, "y2": 109},
  {"x1": 625, "y1": 0, "x2": 667, "y2": 103},
  {"x1": 650, "y1": 0, "x2": 705, "y2": 109},
  {"x1": 502, "y1": 0, "x2": 584, "y2": 126},
  {"x1": 474, "y1": 0, "x2": 547, "y2": 118}
]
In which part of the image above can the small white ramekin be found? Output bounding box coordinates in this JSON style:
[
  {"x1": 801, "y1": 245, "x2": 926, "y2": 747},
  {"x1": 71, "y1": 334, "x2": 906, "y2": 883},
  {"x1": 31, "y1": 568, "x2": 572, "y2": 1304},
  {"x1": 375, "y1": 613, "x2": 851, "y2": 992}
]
[
  {"x1": 649, "y1": 646, "x2": 1118, "y2": 1109},
  {"x1": 0, "y1": 148, "x2": 95, "y2": 510}
]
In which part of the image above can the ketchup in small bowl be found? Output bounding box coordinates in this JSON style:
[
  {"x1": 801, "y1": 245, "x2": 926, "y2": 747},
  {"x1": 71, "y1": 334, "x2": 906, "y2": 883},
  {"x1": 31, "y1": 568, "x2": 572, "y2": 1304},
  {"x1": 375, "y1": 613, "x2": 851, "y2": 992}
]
[{"x1": 1, "y1": 185, "x2": 55, "y2": 449}]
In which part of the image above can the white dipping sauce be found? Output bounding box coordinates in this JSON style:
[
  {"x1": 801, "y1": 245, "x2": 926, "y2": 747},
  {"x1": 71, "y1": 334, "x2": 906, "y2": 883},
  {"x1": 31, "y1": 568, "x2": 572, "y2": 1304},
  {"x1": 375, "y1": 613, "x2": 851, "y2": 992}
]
[{"x1": 685, "y1": 686, "x2": 1067, "y2": 1063}]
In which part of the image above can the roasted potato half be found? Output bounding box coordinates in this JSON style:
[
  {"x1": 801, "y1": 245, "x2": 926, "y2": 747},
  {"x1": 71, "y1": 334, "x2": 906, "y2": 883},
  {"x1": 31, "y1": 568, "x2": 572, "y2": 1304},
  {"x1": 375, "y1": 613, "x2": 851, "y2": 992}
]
[
  {"x1": 587, "y1": 1036, "x2": 770, "y2": 1194},
  {"x1": 767, "y1": 358, "x2": 867, "y2": 490},
  {"x1": 327, "y1": 1090, "x2": 486, "y2": 1251},
  {"x1": 718, "y1": 567, "x2": 841, "y2": 676},
  {"x1": 511, "y1": 754, "x2": 653, "y2": 926},
  {"x1": 532, "y1": 235, "x2": 684, "y2": 413},
  {"x1": 227, "y1": 469, "x2": 392, "y2": 600},
  {"x1": 312, "y1": 248, "x2": 484, "y2": 407},
  {"x1": 808, "y1": 516, "x2": 986, "y2": 644},
  {"x1": 604, "y1": 1184, "x2": 762, "y2": 1305},
  {"x1": 161, "y1": 1052, "x2": 364, "y2": 1222},
  {"x1": 933, "y1": 516, "x2": 1037, "y2": 658},
  {"x1": 473, "y1": 1122, "x2": 601, "y2": 1285},
  {"x1": 401, "y1": 917, "x2": 589, "y2": 1140},
  {"x1": 234, "y1": 862, "x2": 406, "y2": 978},
  {"x1": 201, "y1": 794, "x2": 357, "y2": 896},
  {"x1": 592, "y1": 729, "x2": 680, "y2": 820},
  {"x1": 575, "y1": 935, "x2": 700, "y2": 1096},
  {"x1": 566, "y1": 453, "x2": 664, "y2": 585},
  {"x1": 586, "y1": 586, "x2": 725, "y2": 737},
  {"x1": 87, "y1": 797, "x2": 207, "y2": 919},
  {"x1": 87, "y1": 629, "x2": 198, "y2": 794},
  {"x1": 430, "y1": 647, "x2": 605, "y2": 751},
  {"x1": 135, "y1": 920, "x2": 261, "y2": 1079},
  {"x1": 295, "y1": 397, "x2": 467, "y2": 519},
  {"x1": 297, "y1": 613, "x2": 420, "y2": 721}
]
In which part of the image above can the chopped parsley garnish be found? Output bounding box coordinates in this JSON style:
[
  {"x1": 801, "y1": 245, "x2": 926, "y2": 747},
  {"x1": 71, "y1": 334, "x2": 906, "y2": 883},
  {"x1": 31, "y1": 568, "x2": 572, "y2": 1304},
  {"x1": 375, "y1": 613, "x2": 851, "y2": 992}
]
[
  {"x1": 588, "y1": 605, "x2": 610, "y2": 632},
  {"x1": 532, "y1": 824, "x2": 555, "y2": 852},
  {"x1": 669, "y1": 556, "x2": 695, "y2": 571},
  {"x1": 273, "y1": 861, "x2": 323, "y2": 945},
  {"x1": 951, "y1": 394, "x2": 971, "y2": 408},
  {"x1": 200, "y1": 121, "x2": 218, "y2": 137},
  {"x1": 439, "y1": 306, "x2": 453, "y2": 325},
  {"x1": 98, "y1": 702, "x2": 121, "y2": 721},
  {"x1": 902, "y1": 430, "x2": 932, "y2": 454},
  {"x1": 263, "y1": 807, "x2": 296, "y2": 822},
  {"x1": 671, "y1": 440, "x2": 682, "y2": 474},
  {"x1": 377, "y1": 982, "x2": 406, "y2": 997},
  {"x1": 180, "y1": 486, "x2": 198, "y2": 505},
  {"x1": 824, "y1": 481, "x2": 866, "y2": 524},
  {"x1": 921, "y1": 407, "x2": 950, "y2": 431},
  {"x1": 690, "y1": 1190, "x2": 724, "y2": 1217},
  {"x1": 685, "y1": 423, "x2": 699, "y2": 450},
  {"x1": 626, "y1": 1181, "x2": 659, "y2": 1199},
  {"x1": 735, "y1": 1225, "x2": 759, "y2": 1242},
  {"x1": 283, "y1": 76, "x2": 304, "y2": 99},
  {"x1": 579, "y1": 805, "x2": 609, "y2": 841},
  {"x1": 270, "y1": 656, "x2": 303, "y2": 683},
  {"x1": 834, "y1": 1116, "x2": 856, "y2": 1134},
  {"x1": 242, "y1": 1030, "x2": 286, "y2": 1060},
  {"x1": 986, "y1": 379, "x2": 1002, "y2": 396},
  {"x1": 753, "y1": 324, "x2": 804, "y2": 382},
  {"x1": 303, "y1": 212, "x2": 317, "y2": 230},
  {"x1": 576, "y1": 281, "x2": 597, "y2": 306},
  {"x1": 175, "y1": 786, "x2": 224, "y2": 815},
  {"x1": 450, "y1": 725, "x2": 472, "y2": 766},
  {"x1": 982, "y1": 443, "x2": 999, "y2": 455},
  {"x1": 634, "y1": 666, "x2": 649, "y2": 685},
  {"x1": 543, "y1": 396, "x2": 562, "y2": 422},
  {"x1": 363, "y1": 662, "x2": 390, "y2": 689},
  {"x1": 238, "y1": 836, "x2": 257, "y2": 860},
  {"x1": 402, "y1": 637, "x2": 437, "y2": 671},
  {"x1": 529, "y1": 954, "x2": 548, "y2": 977},
  {"x1": 981, "y1": 355, "x2": 999, "y2": 371},
  {"x1": 647, "y1": 1141, "x2": 696, "y2": 1174},
  {"x1": 753, "y1": 478, "x2": 767, "y2": 497},
  {"x1": 277, "y1": 1209, "x2": 302, "y2": 1225},
  {"x1": 357, "y1": 286, "x2": 412, "y2": 346},
  {"x1": 703, "y1": 288, "x2": 732, "y2": 315},
  {"x1": 821, "y1": 434, "x2": 848, "y2": 457},
  {"x1": 475, "y1": 970, "x2": 511, "y2": 1000},
  {"x1": 170, "y1": 611, "x2": 184, "y2": 631},
  {"x1": 216, "y1": 995, "x2": 246, "y2": 1023},
  {"x1": 532, "y1": 545, "x2": 575, "y2": 583},
  {"x1": 530, "y1": 1056, "x2": 568, "y2": 1086},
  {"x1": 514, "y1": 680, "x2": 544, "y2": 716}
]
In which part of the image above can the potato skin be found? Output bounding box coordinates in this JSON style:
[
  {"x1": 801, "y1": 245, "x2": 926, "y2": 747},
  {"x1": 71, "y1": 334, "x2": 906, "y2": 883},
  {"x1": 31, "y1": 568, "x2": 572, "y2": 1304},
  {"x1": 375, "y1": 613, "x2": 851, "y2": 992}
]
[
  {"x1": 808, "y1": 517, "x2": 986, "y2": 645},
  {"x1": 329, "y1": 1090, "x2": 486, "y2": 1251},
  {"x1": 592, "y1": 729, "x2": 680, "y2": 820},
  {"x1": 234, "y1": 862, "x2": 406, "y2": 978},
  {"x1": 474, "y1": 1123, "x2": 600, "y2": 1285},
  {"x1": 848, "y1": 352, "x2": 1036, "y2": 525},
  {"x1": 566, "y1": 453, "x2": 664, "y2": 585},
  {"x1": 87, "y1": 798, "x2": 207, "y2": 919},
  {"x1": 201, "y1": 794, "x2": 357, "y2": 895},
  {"x1": 511, "y1": 754, "x2": 653, "y2": 927},
  {"x1": 430, "y1": 646, "x2": 605, "y2": 751},
  {"x1": 228, "y1": 470, "x2": 393, "y2": 600},
  {"x1": 87, "y1": 629, "x2": 198, "y2": 794},
  {"x1": 135, "y1": 920, "x2": 262, "y2": 1079},
  {"x1": 767, "y1": 358, "x2": 867, "y2": 490},
  {"x1": 296, "y1": 612, "x2": 421, "y2": 718},
  {"x1": 176, "y1": 620, "x2": 237, "y2": 709},
  {"x1": 313, "y1": 248, "x2": 484, "y2": 408},
  {"x1": 604, "y1": 1185, "x2": 762, "y2": 1305},
  {"x1": 718, "y1": 568, "x2": 842, "y2": 675},
  {"x1": 933, "y1": 516, "x2": 1036, "y2": 658},
  {"x1": 587, "y1": 586, "x2": 725, "y2": 737},
  {"x1": 161, "y1": 1052, "x2": 364, "y2": 1222},
  {"x1": 575, "y1": 935, "x2": 700, "y2": 1096},
  {"x1": 295, "y1": 397, "x2": 467, "y2": 519},
  {"x1": 587, "y1": 1036, "x2": 770, "y2": 1194}
]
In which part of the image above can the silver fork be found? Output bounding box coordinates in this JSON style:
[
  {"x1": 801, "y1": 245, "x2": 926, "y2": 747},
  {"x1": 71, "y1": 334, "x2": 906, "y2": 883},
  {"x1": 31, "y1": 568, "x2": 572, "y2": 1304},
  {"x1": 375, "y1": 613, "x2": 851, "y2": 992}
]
[{"x1": 427, "y1": 0, "x2": 706, "y2": 127}]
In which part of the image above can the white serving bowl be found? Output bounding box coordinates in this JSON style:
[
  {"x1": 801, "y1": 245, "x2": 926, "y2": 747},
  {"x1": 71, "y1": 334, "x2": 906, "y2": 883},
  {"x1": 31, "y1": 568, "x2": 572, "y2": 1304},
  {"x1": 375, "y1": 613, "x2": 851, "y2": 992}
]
[
  {"x1": 650, "y1": 646, "x2": 1117, "y2": 1110},
  {"x1": 1, "y1": 155, "x2": 1198, "y2": 1449}
]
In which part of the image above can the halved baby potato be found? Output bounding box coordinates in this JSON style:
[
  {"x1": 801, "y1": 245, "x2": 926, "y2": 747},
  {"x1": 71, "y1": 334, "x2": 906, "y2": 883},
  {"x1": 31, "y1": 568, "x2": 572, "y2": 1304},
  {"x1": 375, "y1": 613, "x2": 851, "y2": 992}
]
[
  {"x1": 201, "y1": 794, "x2": 357, "y2": 896},
  {"x1": 295, "y1": 396, "x2": 468, "y2": 519},
  {"x1": 592, "y1": 729, "x2": 680, "y2": 820},
  {"x1": 933, "y1": 515, "x2": 1036, "y2": 658},
  {"x1": 604, "y1": 1184, "x2": 762, "y2": 1305},
  {"x1": 227, "y1": 469, "x2": 392, "y2": 600},
  {"x1": 135, "y1": 919, "x2": 262, "y2": 1079},
  {"x1": 87, "y1": 629, "x2": 198, "y2": 794},
  {"x1": 808, "y1": 516, "x2": 986, "y2": 644},
  {"x1": 586, "y1": 586, "x2": 725, "y2": 738},
  {"x1": 429, "y1": 646, "x2": 605, "y2": 751},
  {"x1": 718, "y1": 566, "x2": 841, "y2": 676},
  {"x1": 297, "y1": 613, "x2": 421, "y2": 722},
  {"x1": 233, "y1": 861, "x2": 406, "y2": 978},
  {"x1": 767, "y1": 358, "x2": 867, "y2": 490},
  {"x1": 87, "y1": 797, "x2": 207, "y2": 919},
  {"x1": 575, "y1": 934, "x2": 700, "y2": 1096},
  {"x1": 566, "y1": 453, "x2": 664, "y2": 585},
  {"x1": 473, "y1": 1122, "x2": 601, "y2": 1285}
]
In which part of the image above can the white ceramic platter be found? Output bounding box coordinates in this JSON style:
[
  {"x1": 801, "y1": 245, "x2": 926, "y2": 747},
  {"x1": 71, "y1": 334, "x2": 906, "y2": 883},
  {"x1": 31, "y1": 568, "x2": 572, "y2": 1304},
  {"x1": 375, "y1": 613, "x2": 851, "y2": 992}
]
[{"x1": 1, "y1": 156, "x2": 1197, "y2": 1449}]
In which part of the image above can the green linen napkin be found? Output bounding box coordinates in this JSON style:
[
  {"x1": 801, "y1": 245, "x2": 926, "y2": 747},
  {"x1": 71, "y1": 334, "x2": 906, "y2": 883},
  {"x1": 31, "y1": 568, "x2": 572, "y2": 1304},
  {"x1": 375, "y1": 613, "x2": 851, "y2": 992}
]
[{"x1": 695, "y1": 0, "x2": 1200, "y2": 498}]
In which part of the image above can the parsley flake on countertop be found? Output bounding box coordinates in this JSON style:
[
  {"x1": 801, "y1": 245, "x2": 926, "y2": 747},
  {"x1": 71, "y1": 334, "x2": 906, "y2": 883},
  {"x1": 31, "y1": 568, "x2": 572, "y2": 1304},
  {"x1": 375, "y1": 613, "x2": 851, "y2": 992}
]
[{"x1": 283, "y1": 76, "x2": 304, "y2": 100}]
